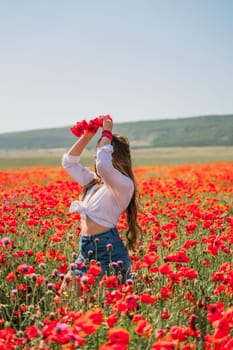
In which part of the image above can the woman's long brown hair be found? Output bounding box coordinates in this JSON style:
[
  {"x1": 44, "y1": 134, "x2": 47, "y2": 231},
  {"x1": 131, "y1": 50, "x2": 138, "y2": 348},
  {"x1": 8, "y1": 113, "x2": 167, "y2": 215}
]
[{"x1": 81, "y1": 134, "x2": 141, "y2": 250}]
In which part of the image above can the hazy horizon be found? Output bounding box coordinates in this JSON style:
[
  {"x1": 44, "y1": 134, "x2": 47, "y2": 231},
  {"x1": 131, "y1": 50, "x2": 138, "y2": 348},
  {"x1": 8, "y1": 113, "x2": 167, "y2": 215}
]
[
  {"x1": 1, "y1": 0, "x2": 233, "y2": 133},
  {"x1": 1, "y1": 113, "x2": 232, "y2": 135}
]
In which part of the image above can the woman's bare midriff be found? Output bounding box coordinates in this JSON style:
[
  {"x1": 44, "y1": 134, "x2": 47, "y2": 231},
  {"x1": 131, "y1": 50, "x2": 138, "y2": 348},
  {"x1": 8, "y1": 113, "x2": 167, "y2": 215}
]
[{"x1": 81, "y1": 215, "x2": 112, "y2": 236}]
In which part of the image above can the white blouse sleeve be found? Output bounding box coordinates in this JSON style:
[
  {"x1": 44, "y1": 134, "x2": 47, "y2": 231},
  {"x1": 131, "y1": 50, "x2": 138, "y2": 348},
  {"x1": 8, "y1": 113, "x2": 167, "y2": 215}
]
[
  {"x1": 62, "y1": 153, "x2": 95, "y2": 186},
  {"x1": 96, "y1": 145, "x2": 134, "y2": 208}
]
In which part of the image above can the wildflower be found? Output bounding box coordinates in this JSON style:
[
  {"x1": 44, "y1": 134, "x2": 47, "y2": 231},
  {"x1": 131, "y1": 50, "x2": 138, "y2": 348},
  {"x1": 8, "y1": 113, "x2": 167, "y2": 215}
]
[
  {"x1": 47, "y1": 283, "x2": 54, "y2": 290},
  {"x1": 70, "y1": 115, "x2": 112, "y2": 137},
  {"x1": 162, "y1": 310, "x2": 170, "y2": 319},
  {"x1": 110, "y1": 262, "x2": 118, "y2": 269},
  {"x1": 0, "y1": 251, "x2": 6, "y2": 266},
  {"x1": 88, "y1": 261, "x2": 102, "y2": 276},
  {"x1": 169, "y1": 325, "x2": 189, "y2": 341},
  {"x1": 74, "y1": 315, "x2": 99, "y2": 335},
  {"x1": 184, "y1": 291, "x2": 195, "y2": 303},
  {"x1": 36, "y1": 251, "x2": 46, "y2": 263},
  {"x1": 84, "y1": 307, "x2": 103, "y2": 325},
  {"x1": 126, "y1": 278, "x2": 133, "y2": 285},
  {"x1": 11, "y1": 289, "x2": 18, "y2": 297},
  {"x1": 59, "y1": 263, "x2": 68, "y2": 274},
  {"x1": 207, "y1": 302, "x2": 224, "y2": 323},
  {"x1": 151, "y1": 335, "x2": 179, "y2": 349},
  {"x1": 6, "y1": 272, "x2": 16, "y2": 281},
  {"x1": 154, "y1": 329, "x2": 166, "y2": 339},
  {"x1": 107, "y1": 312, "x2": 118, "y2": 328},
  {"x1": 80, "y1": 275, "x2": 89, "y2": 284},
  {"x1": 159, "y1": 263, "x2": 173, "y2": 275},
  {"x1": 164, "y1": 250, "x2": 190, "y2": 263},
  {"x1": 108, "y1": 327, "x2": 130, "y2": 345},
  {"x1": 25, "y1": 325, "x2": 39, "y2": 340},
  {"x1": 214, "y1": 316, "x2": 231, "y2": 339},
  {"x1": 125, "y1": 295, "x2": 138, "y2": 310},
  {"x1": 1, "y1": 237, "x2": 10, "y2": 247},
  {"x1": 183, "y1": 345, "x2": 196, "y2": 350},
  {"x1": 36, "y1": 275, "x2": 45, "y2": 286},
  {"x1": 68, "y1": 263, "x2": 77, "y2": 271},
  {"x1": 140, "y1": 293, "x2": 157, "y2": 304},
  {"x1": 135, "y1": 319, "x2": 152, "y2": 337},
  {"x1": 56, "y1": 322, "x2": 68, "y2": 333},
  {"x1": 106, "y1": 243, "x2": 113, "y2": 251},
  {"x1": 143, "y1": 252, "x2": 159, "y2": 267},
  {"x1": 52, "y1": 268, "x2": 58, "y2": 277},
  {"x1": 213, "y1": 284, "x2": 226, "y2": 295},
  {"x1": 17, "y1": 283, "x2": 27, "y2": 291}
]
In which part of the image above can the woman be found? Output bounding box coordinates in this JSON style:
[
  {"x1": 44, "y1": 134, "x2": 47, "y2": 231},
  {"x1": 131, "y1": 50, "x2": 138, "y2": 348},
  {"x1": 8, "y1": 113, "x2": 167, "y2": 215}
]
[{"x1": 62, "y1": 116, "x2": 140, "y2": 284}]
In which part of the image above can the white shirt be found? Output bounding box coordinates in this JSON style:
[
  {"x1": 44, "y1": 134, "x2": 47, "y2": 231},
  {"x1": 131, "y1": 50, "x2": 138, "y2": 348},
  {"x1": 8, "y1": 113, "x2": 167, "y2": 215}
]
[{"x1": 62, "y1": 144, "x2": 134, "y2": 227}]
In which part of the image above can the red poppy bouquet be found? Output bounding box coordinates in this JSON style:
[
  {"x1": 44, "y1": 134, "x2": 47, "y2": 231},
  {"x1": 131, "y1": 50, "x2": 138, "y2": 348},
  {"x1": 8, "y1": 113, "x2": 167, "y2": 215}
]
[{"x1": 70, "y1": 115, "x2": 113, "y2": 137}]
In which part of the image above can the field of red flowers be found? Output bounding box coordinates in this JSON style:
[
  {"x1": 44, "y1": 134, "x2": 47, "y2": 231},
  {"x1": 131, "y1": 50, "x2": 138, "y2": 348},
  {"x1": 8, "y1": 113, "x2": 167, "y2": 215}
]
[{"x1": 0, "y1": 162, "x2": 233, "y2": 349}]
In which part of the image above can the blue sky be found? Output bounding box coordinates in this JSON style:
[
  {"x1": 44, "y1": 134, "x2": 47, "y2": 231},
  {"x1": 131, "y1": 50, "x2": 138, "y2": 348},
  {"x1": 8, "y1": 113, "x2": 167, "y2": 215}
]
[{"x1": 0, "y1": 0, "x2": 233, "y2": 133}]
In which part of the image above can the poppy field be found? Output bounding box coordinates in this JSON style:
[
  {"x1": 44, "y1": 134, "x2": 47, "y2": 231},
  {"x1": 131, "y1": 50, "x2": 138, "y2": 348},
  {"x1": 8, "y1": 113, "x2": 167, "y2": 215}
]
[{"x1": 0, "y1": 162, "x2": 233, "y2": 349}]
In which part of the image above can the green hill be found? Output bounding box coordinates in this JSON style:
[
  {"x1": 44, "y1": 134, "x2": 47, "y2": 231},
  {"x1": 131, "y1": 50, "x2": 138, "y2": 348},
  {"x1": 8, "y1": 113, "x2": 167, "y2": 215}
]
[{"x1": 0, "y1": 114, "x2": 232, "y2": 150}]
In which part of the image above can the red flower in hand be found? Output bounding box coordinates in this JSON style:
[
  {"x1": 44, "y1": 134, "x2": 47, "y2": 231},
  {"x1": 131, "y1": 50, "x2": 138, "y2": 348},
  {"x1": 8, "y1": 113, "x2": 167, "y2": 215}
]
[
  {"x1": 88, "y1": 117, "x2": 101, "y2": 134},
  {"x1": 70, "y1": 115, "x2": 112, "y2": 137},
  {"x1": 70, "y1": 119, "x2": 88, "y2": 137},
  {"x1": 98, "y1": 114, "x2": 112, "y2": 127}
]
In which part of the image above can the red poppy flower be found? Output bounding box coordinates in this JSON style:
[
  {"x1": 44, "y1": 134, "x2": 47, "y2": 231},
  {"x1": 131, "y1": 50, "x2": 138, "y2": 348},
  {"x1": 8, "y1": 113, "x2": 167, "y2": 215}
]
[
  {"x1": 70, "y1": 115, "x2": 112, "y2": 137},
  {"x1": 36, "y1": 251, "x2": 46, "y2": 263},
  {"x1": 108, "y1": 327, "x2": 130, "y2": 345},
  {"x1": 88, "y1": 261, "x2": 102, "y2": 276},
  {"x1": 17, "y1": 283, "x2": 27, "y2": 291},
  {"x1": 17, "y1": 264, "x2": 35, "y2": 275},
  {"x1": 70, "y1": 120, "x2": 88, "y2": 137},
  {"x1": 182, "y1": 344, "x2": 196, "y2": 350},
  {"x1": 100, "y1": 275, "x2": 118, "y2": 289},
  {"x1": 84, "y1": 308, "x2": 103, "y2": 325},
  {"x1": 159, "y1": 263, "x2": 173, "y2": 275},
  {"x1": 107, "y1": 312, "x2": 118, "y2": 328},
  {"x1": 169, "y1": 325, "x2": 189, "y2": 341},
  {"x1": 25, "y1": 325, "x2": 39, "y2": 340},
  {"x1": 143, "y1": 252, "x2": 159, "y2": 267},
  {"x1": 151, "y1": 336, "x2": 179, "y2": 349},
  {"x1": 164, "y1": 250, "x2": 190, "y2": 263},
  {"x1": 207, "y1": 302, "x2": 225, "y2": 324},
  {"x1": 214, "y1": 316, "x2": 231, "y2": 339},
  {"x1": 0, "y1": 251, "x2": 6, "y2": 266},
  {"x1": 99, "y1": 342, "x2": 127, "y2": 350},
  {"x1": 36, "y1": 275, "x2": 45, "y2": 286},
  {"x1": 140, "y1": 293, "x2": 157, "y2": 304},
  {"x1": 162, "y1": 310, "x2": 170, "y2": 319},
  {"x1": 135, "y1": 319, "x2": 152, "y2": 337},
  {"x1": 88, "y1": 117, "x2": 100, "y2": 133},
  {"x1": 6, "y1": 272, "x2": 16, "y2": 281}
]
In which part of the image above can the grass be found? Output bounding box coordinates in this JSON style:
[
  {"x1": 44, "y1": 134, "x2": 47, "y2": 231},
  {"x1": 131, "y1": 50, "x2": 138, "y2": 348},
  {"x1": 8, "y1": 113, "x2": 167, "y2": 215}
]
[{"x1": 0, "y1": 146, "x2": 233, "y2": 169}]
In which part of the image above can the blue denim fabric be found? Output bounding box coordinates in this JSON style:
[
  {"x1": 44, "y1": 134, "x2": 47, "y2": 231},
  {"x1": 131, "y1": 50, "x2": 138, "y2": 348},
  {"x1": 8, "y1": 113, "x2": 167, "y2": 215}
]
[{"x1": 73, "y1": 227, "x2": 131, "y2": 283}]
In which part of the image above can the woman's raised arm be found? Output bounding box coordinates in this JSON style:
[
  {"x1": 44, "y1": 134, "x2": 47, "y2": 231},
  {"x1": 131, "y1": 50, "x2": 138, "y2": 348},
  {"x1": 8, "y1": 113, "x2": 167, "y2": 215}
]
[{"x1": 62, "y1": 131, "x2": 96, "y2": 186}]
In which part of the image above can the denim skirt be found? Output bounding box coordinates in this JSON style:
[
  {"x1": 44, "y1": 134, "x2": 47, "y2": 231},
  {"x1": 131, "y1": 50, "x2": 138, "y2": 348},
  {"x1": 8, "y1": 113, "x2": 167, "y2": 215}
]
[{"x1": 73, "y1": 227, "x2": 131, "y2": 282}]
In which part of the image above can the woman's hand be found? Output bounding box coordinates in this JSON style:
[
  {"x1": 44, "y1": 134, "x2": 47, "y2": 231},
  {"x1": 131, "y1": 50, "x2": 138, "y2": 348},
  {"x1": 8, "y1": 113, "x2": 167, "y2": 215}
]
[
  {"x1": 102, "y1": 115, "x2": 113, "y2": 132},
  {"x1": 83, "y1": 129, "x2": 97, "y2": 139}
]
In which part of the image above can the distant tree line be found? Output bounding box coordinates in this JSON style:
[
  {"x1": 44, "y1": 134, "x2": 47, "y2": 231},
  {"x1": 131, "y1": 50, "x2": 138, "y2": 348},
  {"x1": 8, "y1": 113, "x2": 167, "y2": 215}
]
[{"x1": 0, "y1": 115, "x2": 232, "y2": 149}]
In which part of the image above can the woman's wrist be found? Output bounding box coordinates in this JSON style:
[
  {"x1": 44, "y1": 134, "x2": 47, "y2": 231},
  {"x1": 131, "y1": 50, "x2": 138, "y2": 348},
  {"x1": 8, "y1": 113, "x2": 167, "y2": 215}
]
[
  {"x1": 102, "y1": 126, "x2": 112, "y2": 132},
  {"x1": 101, "y1": 129, "x2": 112, "y2": 142}
]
